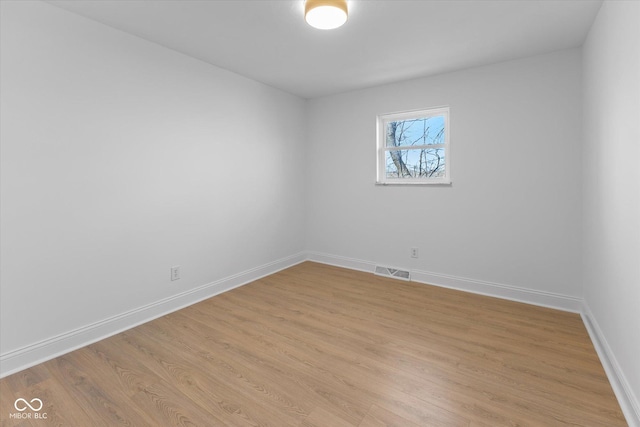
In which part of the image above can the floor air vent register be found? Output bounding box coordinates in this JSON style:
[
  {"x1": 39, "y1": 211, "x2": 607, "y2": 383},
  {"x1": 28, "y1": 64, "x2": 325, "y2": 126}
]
[{"x1": 374, "y1": 266, "x2": 411, "y2": 281}]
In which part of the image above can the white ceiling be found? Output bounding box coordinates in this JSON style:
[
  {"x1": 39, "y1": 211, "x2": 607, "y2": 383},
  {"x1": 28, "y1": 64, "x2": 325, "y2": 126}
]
[{"x1": 46, "y1": 0, "x2": 602, "y2": 99}]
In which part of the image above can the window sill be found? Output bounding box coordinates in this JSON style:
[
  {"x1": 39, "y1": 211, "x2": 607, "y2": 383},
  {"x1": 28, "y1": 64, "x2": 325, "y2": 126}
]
[{"x1": 375, "y1": 181, "x2": 452, "y2": 186}]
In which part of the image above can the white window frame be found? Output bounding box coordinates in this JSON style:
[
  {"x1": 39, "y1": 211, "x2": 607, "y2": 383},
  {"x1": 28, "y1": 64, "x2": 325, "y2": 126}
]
[{"x1": 376, "y1": 107, "x2": 451, "y2": 185}]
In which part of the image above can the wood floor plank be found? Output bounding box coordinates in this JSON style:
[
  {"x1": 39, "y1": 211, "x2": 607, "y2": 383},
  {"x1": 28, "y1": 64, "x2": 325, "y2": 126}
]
[
  {"x1": 0, "y1": 262, "x2": 627, "y2": 426},
  {"x1": 1, "y1": 365, "x2": 50, "y2": 393},
  {"x1": 45, "y1": 353, "x2": 166, "y2": 426},
  {"x1": 170, "y1": 306, "x2": 372, "y2": 426},
  {"x1": 299, "y1": 406, "x2": 356, "y2": 427},
  {"x1": 124, "y1": 325, "x2": 305, "y2": 427},
  {"x1": 358, "y1": 404, "x2": 424, "y2": 427},
  {"x1": 143, "y1": 318, "x2": 313, "y2": 422}
]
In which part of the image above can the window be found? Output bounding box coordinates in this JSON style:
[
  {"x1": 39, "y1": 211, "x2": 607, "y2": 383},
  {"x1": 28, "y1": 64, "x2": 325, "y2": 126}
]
[{"x1": 376, "y1": 107, "x2": 450, "y2": 184}]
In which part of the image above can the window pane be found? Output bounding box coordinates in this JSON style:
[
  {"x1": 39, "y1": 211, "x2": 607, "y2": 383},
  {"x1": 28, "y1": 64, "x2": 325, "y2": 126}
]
[
  {"x1": 385, "y1": 116, "x2": 445, "y2": 148},
  {"x1": 385, "y1": 149, "x2": 446, "y2": 179}
]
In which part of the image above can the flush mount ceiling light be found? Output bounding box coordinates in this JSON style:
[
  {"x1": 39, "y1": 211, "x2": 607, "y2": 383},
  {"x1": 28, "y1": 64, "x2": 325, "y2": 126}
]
[{"x1": 305, "y1": 0, "x2": 348, "y2": 30}]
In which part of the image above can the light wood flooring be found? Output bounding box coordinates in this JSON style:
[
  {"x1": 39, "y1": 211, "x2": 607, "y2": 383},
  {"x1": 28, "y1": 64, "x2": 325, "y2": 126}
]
[{"x1": 0, "y1": 262, "x2": 627, "y2": 426}]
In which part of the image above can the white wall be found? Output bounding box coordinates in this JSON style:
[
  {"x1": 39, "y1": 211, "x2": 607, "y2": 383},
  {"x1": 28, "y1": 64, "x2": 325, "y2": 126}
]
[
  {"x1": 306, "y1": 50, "x2": 583, "y2": 301},
  {"x1": 0, "y1": 0, "x2": 306, "y2": 365},
  {"x1": 582, "y1": 0, "x2": 640, "y2": 423}
]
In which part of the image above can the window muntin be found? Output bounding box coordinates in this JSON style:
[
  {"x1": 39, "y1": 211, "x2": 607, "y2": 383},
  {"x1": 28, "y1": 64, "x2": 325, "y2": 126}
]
[{"x1": 377, "y1": 107, "x2": 450, "y2": 184}]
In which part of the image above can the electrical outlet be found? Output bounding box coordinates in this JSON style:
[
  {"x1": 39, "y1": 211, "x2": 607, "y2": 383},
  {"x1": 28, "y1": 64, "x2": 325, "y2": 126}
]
[
  {"x1": 410, "y1": 248, "x2": 419, "y2": 258},
  {"x1": 170, "y1": 266, "x2": 180, "y2": 281}
]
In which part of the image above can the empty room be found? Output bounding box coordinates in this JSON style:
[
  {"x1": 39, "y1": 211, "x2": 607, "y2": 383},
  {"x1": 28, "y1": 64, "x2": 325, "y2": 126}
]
[{"x1": 0, "y1": 0, "x2": 638, "y2": 426}]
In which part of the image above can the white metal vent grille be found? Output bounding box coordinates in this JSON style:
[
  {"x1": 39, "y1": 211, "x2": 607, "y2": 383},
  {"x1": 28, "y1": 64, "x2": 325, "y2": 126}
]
[{"x1": 374, "y1": 266, "x2": 411, "y2": 281}]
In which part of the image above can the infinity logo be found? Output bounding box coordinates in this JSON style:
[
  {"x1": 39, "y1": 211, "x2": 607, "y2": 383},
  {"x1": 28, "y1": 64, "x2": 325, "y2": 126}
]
[{"x1": 14, "y1": 398, "x2": 43, "y2": 412}]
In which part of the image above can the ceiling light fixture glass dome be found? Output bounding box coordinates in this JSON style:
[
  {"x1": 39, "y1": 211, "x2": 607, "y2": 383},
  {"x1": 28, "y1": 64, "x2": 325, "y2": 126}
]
[{"x1": 305, "y1": 0, "x2": 348, "y2": 30}]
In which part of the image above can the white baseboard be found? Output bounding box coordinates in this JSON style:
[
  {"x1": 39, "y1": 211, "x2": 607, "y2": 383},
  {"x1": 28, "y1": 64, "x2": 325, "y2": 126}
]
[
  {"x1": 411, "y1": 269, "x2": 582, "y2": 313},
  {"x1": 306, "y1": 251, "x2": 377, "y2": 274},
  {"x1": 582, "y1": 302, "x2": 640, "y2": 427},
  {"x1": 306, "y1": 251, "x2": 582, "y2": 312},
  {"x1": 0, "y1": 252, "x2": 306, "y2": 379}
]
